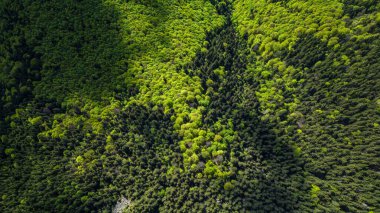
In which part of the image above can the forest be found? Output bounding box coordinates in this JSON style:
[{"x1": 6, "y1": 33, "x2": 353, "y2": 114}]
[{"x1": 0, "y1": 0, "x2": 379, "y2": 212}]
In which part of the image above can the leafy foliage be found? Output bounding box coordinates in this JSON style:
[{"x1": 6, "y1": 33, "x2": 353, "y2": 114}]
[{"x1": 1, "y1": 0, "x2": 379, "y2": 212}]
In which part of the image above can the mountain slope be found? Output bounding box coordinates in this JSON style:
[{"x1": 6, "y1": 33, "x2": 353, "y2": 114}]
[{"x1": 1, "y1": 0, "x2": 379, "y2": 212}]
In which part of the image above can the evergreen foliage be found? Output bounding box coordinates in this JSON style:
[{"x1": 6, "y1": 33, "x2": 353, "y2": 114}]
[{"x1": 1, "y1": 0, "x2": 379, "y2": 212}]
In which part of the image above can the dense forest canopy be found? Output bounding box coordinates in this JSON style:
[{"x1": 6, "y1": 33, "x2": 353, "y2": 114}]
[{"x1": 0, "y1": 0, "x2": 379, "y2": 212}]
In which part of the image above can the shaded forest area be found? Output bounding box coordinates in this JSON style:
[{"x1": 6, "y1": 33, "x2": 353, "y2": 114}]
[{"x1": 1, "y1": 0, "x2": 379, "y2": 212}]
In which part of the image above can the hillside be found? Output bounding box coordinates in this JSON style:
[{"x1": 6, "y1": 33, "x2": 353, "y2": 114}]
[{"x1": 0, "y1": 0, "x2": 379, "y2": 212}]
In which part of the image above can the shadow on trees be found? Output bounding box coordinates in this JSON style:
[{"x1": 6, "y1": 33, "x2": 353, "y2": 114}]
[
  {"x1": 282, "y1": 32, "x2": 380, "y2": 212},
  {"x1": 0, "y1": 0, "x2": 138, "y2": 132},
  {"x1": 184, "y1": 18, "x2": 309, "y2": 212},
  {"x1": 1, "y1": 0, "x2": 312, "y2": 212},
  {"x1": 1, "y1": 0, "x2": 131, "y2": 212},
  {"x1": 0, "y1": 0, "x2": 183, "y2": 212}
]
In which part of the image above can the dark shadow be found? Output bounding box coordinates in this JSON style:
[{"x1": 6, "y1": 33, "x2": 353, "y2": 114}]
[
  {"x1": 184, "y1": 10, "x2": 309, "y2": 211},
  {"x1": 0, "y1": 0, "x2": 179, "y2": 212},
  {"x1": 0, "y1": 0, "x2": 133, "y2": 212},
  {"x1": 28, "y1": 0, "x2": 130, "y2": 102},
  {"x1": 1, "y1": 0, "x2": 313, "y2": 212},
  {"x1": 285, "y1": 32, "x2": 380, "y2": 212}
]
